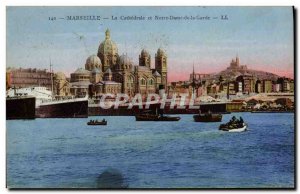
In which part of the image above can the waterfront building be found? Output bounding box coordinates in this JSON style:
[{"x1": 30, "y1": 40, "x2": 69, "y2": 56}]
[
  {"x1": 273, "y1": 81, "x2": 282, "y2": 93},
  {"x1": 262, "y1": 80, "x2": 272, "y2": 93},
  {"x1": 290, "y1": 80, "x2": 294, "y2": 93},
  {"x1": 236, "y1": 75, "x2": 256, "y2": 94},
  {"x1": 189, "y1": 73, "x2": 210, "y2": 82},
  {"x1": 277, "y1": 77, "x2": 294, "y2": 93},
  {"x1": 6, "y1": 71, "x2": 11, "y2": 90},
  {"x1": 228, "y1": 82, "x2": 236, "y2": 95},
  {"x1": 6, "y1": 67, "x2": 52, "y2": 89},
  {"x1": 275, "y1": 98, "x2": 293, "y2": 108},
  {"x1": 237, "y1": 81, "x2": 243, "y2": 93},
  {"x1": 255, "y1": 80, "x2": 262, "y2": 93},
  {"x1": 216, "y1": 81, "x2": 236, "y2": 98},
  {"x1": 168, "y1": 81, "x2": 190, "y2": 97}
]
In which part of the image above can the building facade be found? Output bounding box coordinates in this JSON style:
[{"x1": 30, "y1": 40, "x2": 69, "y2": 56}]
[
  {"x1": 236, "y1": 75, "x2": 256, "y2": 94},
  {"x1": 6, "y1": 67, "x2": 52, "y2": 89}
]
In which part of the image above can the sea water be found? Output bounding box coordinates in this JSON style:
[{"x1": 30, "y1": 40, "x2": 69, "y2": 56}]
[{"x1": 6, "y1": 113, "x2": 294, "y2": 188}]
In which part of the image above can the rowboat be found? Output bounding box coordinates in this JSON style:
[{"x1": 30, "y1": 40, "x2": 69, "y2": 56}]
[{"x1": 87, "y1": 120, "x2": 107, "y2": 125}]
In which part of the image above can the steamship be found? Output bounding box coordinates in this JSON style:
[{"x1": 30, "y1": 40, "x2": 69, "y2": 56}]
[
  {"x1": 6, "y1": 86, "x2": 88, "y2": 118},
  {"x1": 6, "y1": 95, "x2": 36, "y2": 120}
]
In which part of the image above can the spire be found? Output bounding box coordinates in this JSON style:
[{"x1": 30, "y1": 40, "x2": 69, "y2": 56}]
[
  {"x1": 236, "y1": 53, "x2": 240, "y2": 66},
  {"x1": 192, "y1": 63, "x2": 195, "y2": 95},
  {"x1": 105, "y1": 29, "x2": 110, "y2": 40},
  {"x1": 49, "y1": 58, "x2": 54, "y2": 98},
  {"x1": 192, "y1": 63, "x2": 195, "y2": 81}
]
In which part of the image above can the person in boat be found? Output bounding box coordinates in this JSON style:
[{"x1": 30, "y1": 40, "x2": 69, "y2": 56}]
[
  {"x1": 239, "y1": 117, "x2": 244, "y2": 123},
  {"x1": 102, "y1": 118, "x2": 106, "y2": 122},
  {"x1": 228, "y1": 116, "x2": 236, "y2": 125},
  {"x1": 227, "y1": 116, "x2": 239, "y2": 128},
  {"x1": 237, "y1": 117, "x2": 244, "y2": 127},
  {"x1": 231, "y1": 116, "x2": 237, "y2": 122}
]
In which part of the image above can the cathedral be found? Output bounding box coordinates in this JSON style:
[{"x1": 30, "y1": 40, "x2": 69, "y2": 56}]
[{"x1": 70, "y1": 29, "x2": 168, "y2": 97}]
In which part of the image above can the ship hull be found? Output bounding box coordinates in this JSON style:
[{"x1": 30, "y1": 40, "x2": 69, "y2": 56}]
[
  {"x1": 36, "y1": 100, "x2": 88, "y2": 118},
  {"x1": 135, "y1": 114, "x2": 181, "y2": 121},
  {"x1": 219, "y1": 124, "x2": 247, "y2": 132},
  {"x1": 193, "y1": 114, "x2": 222, "y2": 122},
  {"x1": 6, "y1": 97, "x2": 36, "y2": 120},
  {"x1": 87, "y1": 121, "x2": 107, "y2": 125}
]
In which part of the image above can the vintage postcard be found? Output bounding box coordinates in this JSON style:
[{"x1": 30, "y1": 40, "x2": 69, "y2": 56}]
[{"x1": 6, "y1": 6, "x2": 295, "y2": 189}]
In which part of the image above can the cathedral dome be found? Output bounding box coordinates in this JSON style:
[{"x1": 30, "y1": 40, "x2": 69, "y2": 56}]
[
  {"x1": 54, "y1": 72, "x2": 66, "y2": 80},
  {"x1": 85, "y1": 55, "x2": 101, "y2": 70},
  {"x1": 157, "y1": 47, "x2": 166, "y2": 56},
  {"x1": 141, "y1": 49, "x2": 150, "y2": 57},
  {"x1": 118, "y1": 54, "x2": 133, "y2": 70},
  {"x1": 98, "y1": 29, "x2": 118, "y2": 61},
  {"x1": 119, "y1": 54, "x2": 132, "y2": 66},
  {"x1": 74, "y1": 68, "x2": 90, "y2": 74}
]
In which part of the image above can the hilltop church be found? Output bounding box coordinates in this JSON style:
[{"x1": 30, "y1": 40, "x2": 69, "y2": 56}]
[{"x1": 69, "y1": 29, "x2": 168, "y2": 97}]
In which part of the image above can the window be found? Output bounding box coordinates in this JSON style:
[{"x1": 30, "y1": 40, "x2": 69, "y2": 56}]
[
  {"x1": 140, "y1": 78, "x2": 146, "y2": 86},
  {"x1": 148, "y1": 79, "x2": 153, "y2": 85}
]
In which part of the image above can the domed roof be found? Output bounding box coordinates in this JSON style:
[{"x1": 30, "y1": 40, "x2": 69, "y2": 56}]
[
  {"x1": 157, "y1": 47, "x2": 166, "y2": 56},
  {"x1": 141, "y1": 49, "x2": 150, "y2": 57},
  {"x1": 85, "y1": 55, "x2": 101, "y2": 71},
  {"x1": 119, "y1": 54, "x2": 133, "y2": 66},
  {"x1": 55, "y1": 72, "x2": 66, "y2": 79},
  {"x1": 98, "y1": 29, "x2": 118, "y2": 57},
  {"x1": 73, "y1": 68, "x2": 90, "y2": 74},
  {"x1": 86, "y1": 55, "x2": 101, "y2": 66}
]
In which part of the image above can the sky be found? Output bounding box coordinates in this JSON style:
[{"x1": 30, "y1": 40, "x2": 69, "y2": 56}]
[{"x1": 6, "y1": 6, "x2": 294, "y2": 81}]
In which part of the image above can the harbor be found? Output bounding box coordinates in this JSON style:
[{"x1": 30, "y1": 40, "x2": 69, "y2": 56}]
[
  {"x1": 6, "y1": 86, "x2": 294, "y2": 119},
  {"x1": 7, "y1": 113, "x2": 294, "y2": 188}
]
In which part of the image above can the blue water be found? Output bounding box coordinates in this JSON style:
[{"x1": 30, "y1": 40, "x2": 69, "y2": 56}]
[{"x1": 7, "y1": 113, "x2": 294, "y2": 188}]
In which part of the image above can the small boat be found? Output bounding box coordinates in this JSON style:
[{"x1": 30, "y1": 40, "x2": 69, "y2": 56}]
[
  {"x1": 219, "y1": 123, "x2": 247, "y2": 132},
  {"x1": 193, "y1": 112, "x2": 222, "y2": 122},
  {"x1": 87, "y1": 119, "x2": 107, "y2": 125},
  {"x1": 135, "y1": 113, "x2": 180, "y2": 121},
  {"x1": 219, "y1": 116, "x2": 247, "y2": 132}
]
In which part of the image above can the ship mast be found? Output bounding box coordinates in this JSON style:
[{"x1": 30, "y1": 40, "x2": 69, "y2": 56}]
[
  {"x1": 192, "y1": 63, "x2": 195, "y2": 97},
  {"x1": 50, "y1": 59, "x2": 54, "y2": 98}
]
